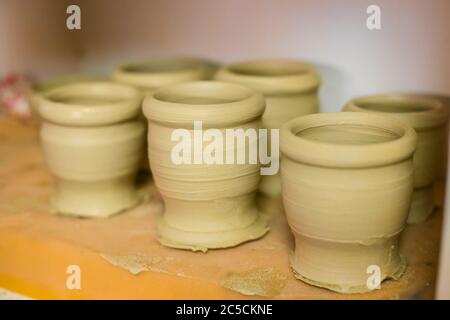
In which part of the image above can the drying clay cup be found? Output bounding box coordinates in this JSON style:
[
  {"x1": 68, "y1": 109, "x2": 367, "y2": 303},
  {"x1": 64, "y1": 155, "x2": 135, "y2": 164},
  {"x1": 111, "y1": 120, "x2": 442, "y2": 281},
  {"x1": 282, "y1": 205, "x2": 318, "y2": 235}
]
[
  {"x1": 143, "y1": 81, "x2": 269, "y2": 251},
  {"x1": 215, "y1": 59, "x2": 320, "y2": 197},
  {"x1": 343, "y1": 94, "x2": 448, "y2": 224},
  {"x1": 113, "y1": 58, "x2": 217, "y2": 93},
  {"x1": 280, "y1": 112, "x2": 417, "y2": 293},
  {"x1": 113, "y1": 58, "x2": 217, "y2": 171},
  {"x1": 29, "y1": 75, "x2": 108, "y2": 126},
  {"x1": 38, "y1": 81, "x2": 145, "y2": 218}
]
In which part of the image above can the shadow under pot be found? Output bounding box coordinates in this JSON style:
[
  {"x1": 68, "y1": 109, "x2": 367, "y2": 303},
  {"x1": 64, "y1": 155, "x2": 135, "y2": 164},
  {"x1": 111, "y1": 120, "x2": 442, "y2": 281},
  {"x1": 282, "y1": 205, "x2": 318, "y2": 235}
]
[
  {"x1": 215, "y1": 59, "x2": 320, "y2": 197},
  {"x1": 343, "y1": 94, "x2": 448, "y2": 224},
  {"x1": 280, "y1": 112, "x2": 417, "y2": 293},
  {"x1": 143, "y1": 81, "x2": 269, "y2": 252},
  {"x1": 113, "y1": 58, "x2": 218, "y2": 172},
  {"x1": 38, "y1": 81, "x2": 145, "y2": 218}
]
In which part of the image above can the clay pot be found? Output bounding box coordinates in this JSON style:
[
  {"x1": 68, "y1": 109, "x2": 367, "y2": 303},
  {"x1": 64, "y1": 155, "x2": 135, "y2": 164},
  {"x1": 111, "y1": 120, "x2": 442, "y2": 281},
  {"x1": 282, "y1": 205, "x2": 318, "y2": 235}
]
[
  {"x1": 343, "y1": 94, "x2": 448, "y2": 224},
  {"x1": 280, "y1": 112, "x2": 417, "y2": 293},
  {"x1": 113, "y1": 58, "x2": 217, "y2": 171},
  {"x1": 38, "y1": 81, "x2": 145, "y2": 218},
  {"x1": 29, "y1": 75, "x2": 107, "y2": 126},
  {"x1": 113, "y1": 58, "x2": 217, "y2": 93},
  {"x1": 143, "y1": 81, "x2": 269, "y2": 251},
  {"x1": 215, "y1": 59, "x2": 320, "y2": 197}
]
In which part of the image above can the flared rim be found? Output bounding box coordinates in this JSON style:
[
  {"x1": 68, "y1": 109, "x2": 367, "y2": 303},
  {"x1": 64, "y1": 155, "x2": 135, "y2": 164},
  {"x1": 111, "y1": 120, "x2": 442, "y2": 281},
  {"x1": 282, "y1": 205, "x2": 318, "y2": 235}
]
[
  {"x1": 343, "y1": 94, "x2": 448, "y2": 130},
  {"x1": 113, "y1": 58, "x2": 212, "y2": 91},
  {"x1": 38, "y1": 81, "x2": 142, "y2": 126},
  {"x1": 280, "y1": 112, "x2": 417, "y2": 168},
  {"x1": 143, "y1": 81, "x2": 265, "y2": 128},
  {"x1": 215, "y1": 59, "x2": 320, "y2": 95}
]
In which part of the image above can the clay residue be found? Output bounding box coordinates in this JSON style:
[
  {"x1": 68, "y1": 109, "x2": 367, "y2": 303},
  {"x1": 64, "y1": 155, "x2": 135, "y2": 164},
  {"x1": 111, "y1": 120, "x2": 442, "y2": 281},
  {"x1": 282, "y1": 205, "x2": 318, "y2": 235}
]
[
  {"x1": 100, "y1": 254, "x2": 165, "y2": 275},
  {"x1": 220, "y1": 267, "x2": 287, "y2": 297}
]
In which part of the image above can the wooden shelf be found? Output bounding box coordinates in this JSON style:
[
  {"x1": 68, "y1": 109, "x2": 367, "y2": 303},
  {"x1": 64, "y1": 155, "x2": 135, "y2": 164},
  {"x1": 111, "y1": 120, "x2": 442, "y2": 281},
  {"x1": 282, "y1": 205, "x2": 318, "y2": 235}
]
[{"x1": 0, "y1": 118, "x2": 442, "y2": 299}]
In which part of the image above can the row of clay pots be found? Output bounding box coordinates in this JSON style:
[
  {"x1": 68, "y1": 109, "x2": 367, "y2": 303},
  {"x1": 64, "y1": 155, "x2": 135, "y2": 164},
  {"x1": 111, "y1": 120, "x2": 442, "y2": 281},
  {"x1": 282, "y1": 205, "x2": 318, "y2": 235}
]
[
  {"x1": 32, "y1": 58, "x2": 321, "y2": 194},
  {"x1": 35, "y1": 58, "x2": 448, "y2": 293}
]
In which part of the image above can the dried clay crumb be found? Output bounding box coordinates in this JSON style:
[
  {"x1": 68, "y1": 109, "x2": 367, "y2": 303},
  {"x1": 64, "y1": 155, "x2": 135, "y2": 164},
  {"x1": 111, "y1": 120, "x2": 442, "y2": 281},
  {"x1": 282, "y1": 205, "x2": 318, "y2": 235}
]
[
  {"x1": 100, "y1": 253, "x2": 164, "y2": 275},
  {"x1": 220, "y1": 267, "x2": 288, "y2": 297}
]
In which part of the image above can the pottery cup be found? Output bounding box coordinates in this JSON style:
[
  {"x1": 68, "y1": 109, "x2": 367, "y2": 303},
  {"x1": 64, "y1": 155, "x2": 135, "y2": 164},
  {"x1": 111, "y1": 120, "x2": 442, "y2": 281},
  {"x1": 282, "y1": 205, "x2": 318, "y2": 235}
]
[
  {"x1": 343, "y1": 94, "x2": 448, "y2": 224},
  {"x1": 38, "y1": 81, "x2": 145, "y2": 218},
  {"x1": 143, "y1": 81, "x2": 269, "y2": 251},
  {"x1": 215, "y1": 59, "x2": 320, "y2": 197},
  {"x1": 280, "y1": 112, "x2": 417, "y2": 293},
  {"x1": 113, "y1": 58, "x2": 217, "y2": 171}
]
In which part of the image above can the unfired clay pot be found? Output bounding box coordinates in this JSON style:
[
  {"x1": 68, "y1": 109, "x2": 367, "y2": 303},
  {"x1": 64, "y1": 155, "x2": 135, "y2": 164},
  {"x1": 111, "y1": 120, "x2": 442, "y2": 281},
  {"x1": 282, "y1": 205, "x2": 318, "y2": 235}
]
[
  {"x1": 143, "y1": 81, "x2": 269, "y2": 251},
  {"x1": 38, "y1": 81, "x2": 145, "y2": 218},
  {"x1": 113, "y1": 58, "x2": 217, "y2": 93},
  {"x1": 29, "y1": 75, "x2": 107, "y2": 126},
  {"x1": 343, "y1": 94, "x2": 448, "y2": 224},
  {"x1": 280, "y1": 112, "x2": 417, "y2": 293},
  {"x1": 215, "y1": 59, "x2": 320, "y2": 197},
  {"x1": 113, "y1": 58, "x2": 217, "y2": 171}
]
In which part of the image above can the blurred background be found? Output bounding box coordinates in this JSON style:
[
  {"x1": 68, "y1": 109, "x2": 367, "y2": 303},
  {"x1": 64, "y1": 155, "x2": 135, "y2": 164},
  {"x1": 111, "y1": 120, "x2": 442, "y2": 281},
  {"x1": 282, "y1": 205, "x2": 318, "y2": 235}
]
[{"x1": 0, "y1": 0, "x2": 449, "y2": 112}]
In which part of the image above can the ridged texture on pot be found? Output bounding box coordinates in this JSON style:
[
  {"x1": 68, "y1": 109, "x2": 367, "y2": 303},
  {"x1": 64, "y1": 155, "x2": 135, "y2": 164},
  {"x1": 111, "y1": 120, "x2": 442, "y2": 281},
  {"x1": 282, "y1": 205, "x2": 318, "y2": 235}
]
[
  {"x1": 343, "y1": 94, "x2": 448, "y2": 224},
  {"x1": 215, "y1": 59, "x2": 320, "y2": 197},
  {"x1": 280, "y1": 112, "x2": 417, "y2": 293},
  {"x1": 38, "y1": 81, "x2": 145, "y2": 218},
  {"x1": 143, "y1": 81, "x2": 269, "y2": 251},
  {"x1": 113, "y1": 58, "x2": 217, "y2": 172}
]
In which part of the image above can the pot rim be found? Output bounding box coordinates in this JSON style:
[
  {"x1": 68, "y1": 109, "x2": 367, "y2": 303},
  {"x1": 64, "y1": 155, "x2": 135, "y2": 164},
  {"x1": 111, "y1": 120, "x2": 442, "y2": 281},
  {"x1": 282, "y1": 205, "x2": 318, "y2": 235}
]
[
  {"x1": 33, "y1": 74, "x2": 107, "y2": 93},
  {"x1": 143, "y1": 81, "x2": 265, "y2": 128},
  {"x1": 343, "y1": 94, "x2": 448, "y2": 130},
  {"x1": 215, "y1": 59, "x2": 320, "y2": 95},
  {"x1": 113, "y1": 57, "x2": 212, "y2": 91},
  {"x1": 280, "y1": 112, "x2": 417, "y2": 168},
  {"x1": 38, "y1": 81, "x2": 143, "y2": 126}
]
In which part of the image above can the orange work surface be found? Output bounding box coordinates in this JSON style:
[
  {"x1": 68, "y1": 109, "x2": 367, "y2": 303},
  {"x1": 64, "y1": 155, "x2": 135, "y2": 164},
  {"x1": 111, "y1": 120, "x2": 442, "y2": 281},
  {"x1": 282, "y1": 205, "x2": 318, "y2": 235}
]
[{"x1": 0, "y1": 118, "x2": 443, "y2": 299}]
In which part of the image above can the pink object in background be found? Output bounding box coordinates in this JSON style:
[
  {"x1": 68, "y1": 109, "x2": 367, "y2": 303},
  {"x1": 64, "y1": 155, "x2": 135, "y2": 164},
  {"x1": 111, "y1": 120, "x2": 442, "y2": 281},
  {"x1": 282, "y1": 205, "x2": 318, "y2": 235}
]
[{"x1": 0, "y1": 73, "x2": 33, "y2": 121}]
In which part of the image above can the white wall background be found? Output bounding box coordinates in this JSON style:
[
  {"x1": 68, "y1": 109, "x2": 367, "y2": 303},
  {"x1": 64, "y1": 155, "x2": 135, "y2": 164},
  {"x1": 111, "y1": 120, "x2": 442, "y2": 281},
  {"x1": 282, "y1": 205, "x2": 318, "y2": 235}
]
[
  {"x1": 78, "y1": 0, "x2": 450, "y2": 112},
  {"x1": 0, "y1": 0, "x2": 80, "y2": 80}
]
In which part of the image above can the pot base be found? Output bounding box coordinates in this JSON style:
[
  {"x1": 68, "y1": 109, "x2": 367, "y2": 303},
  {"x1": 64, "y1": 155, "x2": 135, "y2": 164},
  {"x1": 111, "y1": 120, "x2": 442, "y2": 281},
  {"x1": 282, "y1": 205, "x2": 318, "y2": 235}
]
[
  {"x1": 259, "y1": 174, "x2": 281, "y2": 197},
  {"x1": 407, "y1": 186, "x2": 435, "y2": 224},
  {"x1": 51, "y1": 176, "x2": 141, "y2": 218},
  {"x1": 290, "y1": 233, "x2": 407, "y2": 294},
  {"x1": 157, "y1": 214, "x2": 269, "y2": 252},
  {"x1": 292, "y1": 255, "x2": 406, "y2": 294}
]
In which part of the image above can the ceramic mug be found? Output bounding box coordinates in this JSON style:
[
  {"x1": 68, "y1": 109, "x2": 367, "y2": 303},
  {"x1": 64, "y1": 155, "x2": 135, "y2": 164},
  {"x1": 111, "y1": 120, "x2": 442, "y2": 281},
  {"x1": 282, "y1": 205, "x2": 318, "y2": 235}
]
[
  {"x1": 38, "y1": 81, "x2": 144, "y2": 218},
  {"x1": 343, "y1": 94, "x2": 448, "y2": 224},
  {"x1": 280, "y1": 112, "x2": 417, "y2": 293},
  {"x1": 215, "y1": 59, "x2": 320, "y2": 197},
  {"x1": 143, "y1": 81, "x2": 269, "y2": 251}
]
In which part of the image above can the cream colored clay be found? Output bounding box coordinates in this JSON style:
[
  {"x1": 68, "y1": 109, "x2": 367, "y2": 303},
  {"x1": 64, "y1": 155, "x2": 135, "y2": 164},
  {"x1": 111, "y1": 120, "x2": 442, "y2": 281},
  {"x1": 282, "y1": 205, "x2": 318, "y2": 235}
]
[
  {"x1": 143, "y1": 81, "x2": 269, "y2": 251},
  {"x1": 29, "y1": 75, "x2": 107, "y2": 126},
  {"x1": 280, "y1": 112, "x2": 417, "y2": 293},
  {"x1": 38, "y1": 81, "x2": 145, "y2": 218},
  {"x1": 343, "y1": 94, "x2": 448, "y2": 224},
  {"x1": 215, "y1": 59, "x2": 320, "y2": 196},
  {"x1": 113, "y1": 58, "x2": 217, "y2": 171}
]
